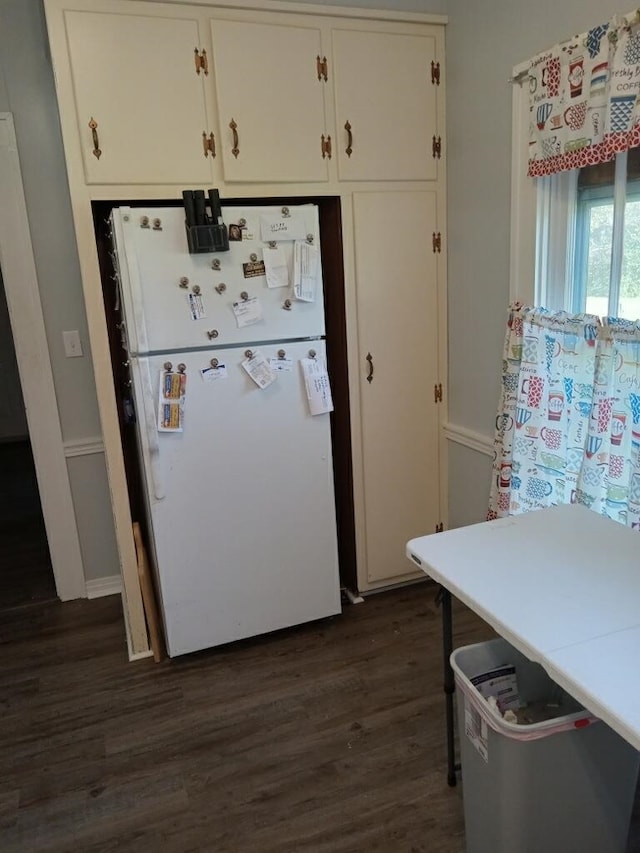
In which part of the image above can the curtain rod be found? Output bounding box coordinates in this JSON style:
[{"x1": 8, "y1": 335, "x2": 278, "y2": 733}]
[{"x1": 508, "y1": 68, "x2": 530, "y2": 85}]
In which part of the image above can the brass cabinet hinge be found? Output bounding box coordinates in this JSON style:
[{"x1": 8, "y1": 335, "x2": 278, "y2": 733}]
[
  {"x1": 434, "y1": 382, "x2": 443, "y2": 403},
  {"x1": 202, "y1": 131, "x2": 216, "y2": 158},
  {"x1": 321, "y1": 134, "x2": 332, "y2": 159},
  {"x1": 431, "y1": 61, "x2": 441, "y2": 85},
  {"x1": 432, "y1": 135, "x2": 442, "y2": 159},
  {"x1": 432, "y1": 232, "x2": 442, "y2": 253},
  {"x1": 435, "y1": 522, "x2": 444, "y2": 533},
  {"x1": 316, "y1": 55, "x2": 328, "y2": 81},
  {"x1": 194, "y1": 47, "x2": 209, "y2": 76}
]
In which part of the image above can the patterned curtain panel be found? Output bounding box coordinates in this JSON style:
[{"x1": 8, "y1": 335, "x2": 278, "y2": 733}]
[
  {"x1": 575, "y1": 318, "x2": 640, "y2": 528},
  {"x1": 528, "y1": 10, "x2": 640, "y2": 177},
  {"x1": 488, "y1": 307, "x2": 599, "y2": 518}
]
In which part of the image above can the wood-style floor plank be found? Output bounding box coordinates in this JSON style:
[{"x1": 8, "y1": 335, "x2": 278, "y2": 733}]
[{"x1": 0, "y1": 584, "x2": 638, "y2": 852}]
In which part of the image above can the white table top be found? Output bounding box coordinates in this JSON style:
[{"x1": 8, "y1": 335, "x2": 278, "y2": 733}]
[{"x1": 407, "y1": 504, "x2": 640, "y2": 750}]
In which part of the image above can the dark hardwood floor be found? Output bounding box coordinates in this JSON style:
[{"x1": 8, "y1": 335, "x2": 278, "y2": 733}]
[
  {"x1": 0, "y1": 440, "x2": 56, "y2": 611},
  {"x1": 1, "y1": 584, "x2": 639, "y2": 852}
]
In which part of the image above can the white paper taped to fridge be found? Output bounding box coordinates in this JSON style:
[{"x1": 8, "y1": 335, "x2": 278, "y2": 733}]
[
  {"x1": 263, "y1": 245, "x2": 290, "y2": 289},
  {"x1": 301, "y1": 357, "x2": 333, "y2": 415},
  {"x1": 242, "y1": 350, "x2": 276, "y2": 389},
  {"x1": 294, "y1": 240, "x2": 319, "y2": 302},
  {"x1": 260, "y1": 213, "x2": 307, "y2": 242},
  {"x1": 187, "y1": 292, "x2": 206, "y2": 320}
]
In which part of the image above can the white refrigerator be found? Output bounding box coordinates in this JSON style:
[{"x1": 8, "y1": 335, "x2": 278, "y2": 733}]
[{"x1": 110, "y1": 203, "x2": 341, "y2": 657}]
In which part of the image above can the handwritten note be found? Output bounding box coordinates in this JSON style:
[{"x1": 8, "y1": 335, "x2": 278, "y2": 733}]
[
  {"x1": 260, "y1": 213, "x2": 307, "y2": 242},
  {"x1": 301, "y1": 357, "x2": 333, "y2": 415}
]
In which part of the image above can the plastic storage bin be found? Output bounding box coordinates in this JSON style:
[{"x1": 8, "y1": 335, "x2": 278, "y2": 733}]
[{"x1": 451, "y1": 638, "x2": 640, "y2": 853}]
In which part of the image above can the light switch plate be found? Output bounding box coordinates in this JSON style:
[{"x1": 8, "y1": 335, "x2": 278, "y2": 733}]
[{"x1": 63, "y1": 330, "x2": 83, "y2": 358}]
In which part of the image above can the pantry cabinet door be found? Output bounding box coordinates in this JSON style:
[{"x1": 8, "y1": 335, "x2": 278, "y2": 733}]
[
  {"x1": 64, "y1": 10, "x2": 213, "y2": 184},
  {"x1": 353, "y1": 190, "x2": 441, "y2": 584},
  {"x1": 332, "y1": 28, "x2": 439, "y2": 182},
  {"x1": 210, "y1": 19, "x2": 329, "y2": 183}
]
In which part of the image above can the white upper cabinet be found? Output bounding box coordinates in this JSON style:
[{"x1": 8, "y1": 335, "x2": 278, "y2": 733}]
[
  {"x1": 64, "y1": 10, "x2": 214, "y2": 185},
  {"x1": 331, "y1": 28, "x2": 440, "y2": 182},
  {"x1": 209, "y1": 19, "x2": 330, "y2": 183}
]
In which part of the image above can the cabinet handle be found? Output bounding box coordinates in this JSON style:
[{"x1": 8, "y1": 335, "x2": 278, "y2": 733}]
[
  {"x1": 345, "y1": 121, "x2": 353, "y2": 158},
  {"x1": 230, "y1": 119, "x2": 239, "y2": 159},
  {"x1": 88, "y1": 117, "x2": 102, "y2": 160},
  {"x1": 366, "y1": 352, "x2": 374, "y2": 384}
]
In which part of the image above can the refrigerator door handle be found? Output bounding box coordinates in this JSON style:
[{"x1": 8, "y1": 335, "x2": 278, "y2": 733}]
[{"x1": 138, "y1": 357, "x2": 165, "y2": 501}]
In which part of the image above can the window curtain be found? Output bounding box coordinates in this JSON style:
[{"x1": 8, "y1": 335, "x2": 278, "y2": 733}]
[
  {"x1": 489, "y1": 307, "x2": 640, "y2": 529},
  {"x1": 575, "y1": 318, "x2": 640, "y2": 528},
  {"x1": 528, "y1": 10, "x2": 640, "y2": 177},
  {"x1": 488, "y1": 306, "x2": 600, "y2": 518}
]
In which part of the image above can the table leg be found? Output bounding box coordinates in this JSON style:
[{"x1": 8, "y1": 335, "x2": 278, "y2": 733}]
[{"x1": 436, "y1": 585, "x2": 458, "y2": 787}]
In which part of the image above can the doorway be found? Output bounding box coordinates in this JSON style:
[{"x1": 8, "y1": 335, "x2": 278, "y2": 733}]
[{"x1": 0, "y1": 270, "x2": 56, "y2": 610}]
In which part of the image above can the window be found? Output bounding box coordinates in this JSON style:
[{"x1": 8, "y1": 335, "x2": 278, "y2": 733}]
[{"x1": 535, "y1": 149, "x2": 640, "y2": 320}]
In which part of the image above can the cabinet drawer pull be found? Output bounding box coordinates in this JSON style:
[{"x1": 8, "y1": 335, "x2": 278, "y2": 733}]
[
  {"x1": 230, "y1": 119, "x2": 239, "y2": 159},
  {"x1": 88, "y1": 117, "x2": 102, "y2": 160},
  {"x1": 366, "y1": 352, "x2": 374, "y2": 384},
  {"x1": 345, "y1": 121, "x2": 353, "y2": 158}
]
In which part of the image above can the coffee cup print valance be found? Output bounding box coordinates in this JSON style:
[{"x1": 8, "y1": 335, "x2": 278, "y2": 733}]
[{"x1": 527, "y1": 10, "x2": 640, "y2": 177}]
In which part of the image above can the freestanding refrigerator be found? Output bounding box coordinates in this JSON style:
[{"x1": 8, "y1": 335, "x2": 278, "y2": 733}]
[{"x1": 110, "y1": 203, "x2": 341, "y2": 657}]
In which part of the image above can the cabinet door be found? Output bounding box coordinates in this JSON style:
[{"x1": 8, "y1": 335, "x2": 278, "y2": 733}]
[
  {"x1": 353, "y1": 191, "x2": 441, "y2": 584},
  {"x1": 332, "y1": 29, "x2": 439, "y2": 182},
  {"x1": 210, "y1": 19, "x2": 329, "y2": 183},
  {"x1": 64, "y1": 11, "x2": 213, "y2": 185}
]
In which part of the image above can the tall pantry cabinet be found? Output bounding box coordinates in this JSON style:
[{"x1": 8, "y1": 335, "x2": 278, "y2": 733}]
[{"x1": 44, "y1": 0, "x2": 447, "y2": 655}]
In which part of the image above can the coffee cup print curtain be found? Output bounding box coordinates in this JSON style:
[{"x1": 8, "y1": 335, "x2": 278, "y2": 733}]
[
  {"x1": 489, "y1": 307, "x2": 640, "y2": 531},
  {"x1": 528, "y1": 10, "x2": 640, "y2": 177}
]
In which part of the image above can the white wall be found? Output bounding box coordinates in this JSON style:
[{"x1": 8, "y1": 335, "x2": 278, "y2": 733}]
[
  {"x1": 444, "y1": 0, "x2": 624, "y2": 528},
  {"x1": 0, "y1": 0, "x2": 118, "y2": 582}
]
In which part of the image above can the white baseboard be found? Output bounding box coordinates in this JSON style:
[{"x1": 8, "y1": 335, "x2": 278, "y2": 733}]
[{"x1": 85, "y1": 574, "x2": 122, "y2": 599}]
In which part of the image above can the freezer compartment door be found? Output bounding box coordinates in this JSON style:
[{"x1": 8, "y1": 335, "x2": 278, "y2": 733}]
[
  {"x1": 130, "y1": 340, "x2": 340, "y2": 656},
  {"x1": 112, "y1": 205, "x2": 326, "y2": 354}
]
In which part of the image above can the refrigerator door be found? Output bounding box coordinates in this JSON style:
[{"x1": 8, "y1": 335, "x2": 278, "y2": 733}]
[
  {"x1": 130, "y1": 339, "x2": 341, "y2": 656},
  {"x1": 113, "y1": 205, "x2": 325, "y2": 355}
]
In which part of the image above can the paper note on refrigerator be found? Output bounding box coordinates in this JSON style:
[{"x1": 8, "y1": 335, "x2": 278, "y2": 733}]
[
  {"x1": 294, "y1": 241, "x2": 319, "y2": 302},
  {"x1": 260, "y1": 213, "x2": 307, "y2": 242},
  {"x1": 301, "y1": 357, "x2": 333, "y2": 415},
  {"x1": 270, "y1": 357, "x2": 293, "y2": 372},
  {"x1": 231, "y1": 296, "x2": 263, "y2": 328},
  {"x1": 187, "y1": 292, "x2": 206, "y2": 320},
  {"x1": 200, "y1": 363, "x2": 228, "y2": 383},
  {"x1": 242, "y1": 350, "x2": 276, "y2": 389},
  {"x1": 157, "y1": 369, "x2": 186, "y2": 432},
  {"x1": 263, "y1": 245, "x2": 290, "y2": 289}
]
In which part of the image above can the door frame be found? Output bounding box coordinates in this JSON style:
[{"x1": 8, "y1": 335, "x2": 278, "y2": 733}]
[{"x1": 0, "y1": 113, "x2": 85, "y2": 601}]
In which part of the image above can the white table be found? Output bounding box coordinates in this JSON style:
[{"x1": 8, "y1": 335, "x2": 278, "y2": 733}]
[{"x1": 407, "y1": 503, "x2": 640, "y2": 784}]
